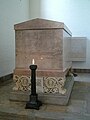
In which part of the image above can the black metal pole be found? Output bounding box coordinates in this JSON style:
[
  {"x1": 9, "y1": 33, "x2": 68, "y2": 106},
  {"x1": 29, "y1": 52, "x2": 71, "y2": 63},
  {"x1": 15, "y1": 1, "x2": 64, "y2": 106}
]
[
  {"x1": 25, "y1": 64, "x2": 42, "y2": 110},
  {"x1": 30, "y1": 65, "x2": 37, "y2": 95}
]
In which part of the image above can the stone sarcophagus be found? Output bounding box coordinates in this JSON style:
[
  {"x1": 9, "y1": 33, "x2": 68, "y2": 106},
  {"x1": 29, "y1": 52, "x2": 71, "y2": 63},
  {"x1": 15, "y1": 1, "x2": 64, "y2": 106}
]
[{"x1": 12, "y1": 18, "x2": 73, "y2": 105}]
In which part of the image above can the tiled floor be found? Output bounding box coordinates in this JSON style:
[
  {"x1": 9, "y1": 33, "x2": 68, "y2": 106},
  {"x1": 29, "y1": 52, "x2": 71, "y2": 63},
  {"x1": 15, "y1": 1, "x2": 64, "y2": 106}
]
[
  {"x1": 74, "y1": 73, "x2": 90, "y2": 82},
  {"x1": 0, "y1": 73, "x2": 90, "y2": 120}
]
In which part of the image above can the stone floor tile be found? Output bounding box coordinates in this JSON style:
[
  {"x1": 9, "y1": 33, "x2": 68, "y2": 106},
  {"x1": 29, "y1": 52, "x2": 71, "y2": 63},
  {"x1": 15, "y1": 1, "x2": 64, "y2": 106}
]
[
  {"x1": 67, "y1": 100, "x2": 87, "y2": 114},
  {"x1": 45, "y1": 104, "x2": 67, "y2": 112},
  {"x1": 71, "y1": 91, "x2": 86, "y2": 100},
  {"x1": 74, "y1": 73, "x2": 90, "y2": 82},
  {"x1": 85, "y1": 93, "x2": 90, "y2": 114}
]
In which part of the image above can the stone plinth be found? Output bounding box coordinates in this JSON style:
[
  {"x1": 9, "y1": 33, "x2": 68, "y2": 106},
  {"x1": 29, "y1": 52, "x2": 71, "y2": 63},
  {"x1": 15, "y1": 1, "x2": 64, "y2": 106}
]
[{"x1": 10, "y1": 76, "x2": 74, "y2": 105}]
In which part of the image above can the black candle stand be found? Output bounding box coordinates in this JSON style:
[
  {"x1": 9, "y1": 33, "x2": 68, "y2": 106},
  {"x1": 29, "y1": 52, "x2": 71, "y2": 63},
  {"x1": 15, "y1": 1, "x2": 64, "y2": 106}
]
[{"x1": 25, "y1": 65, "x2": 42, "y2": 110}]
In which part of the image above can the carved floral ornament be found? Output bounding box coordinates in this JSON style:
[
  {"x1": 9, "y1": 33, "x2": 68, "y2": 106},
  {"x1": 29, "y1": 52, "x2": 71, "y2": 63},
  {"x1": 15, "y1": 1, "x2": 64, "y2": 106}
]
[
  {"x1": 13, "y1": 75, "x2": 66, "y2": 94},
  {"x1": 43, "y1": 77, "x2": 66, "y2": 94},
  {"x1": 13, "y1": 75, "x2": 31, "y2": 91}
]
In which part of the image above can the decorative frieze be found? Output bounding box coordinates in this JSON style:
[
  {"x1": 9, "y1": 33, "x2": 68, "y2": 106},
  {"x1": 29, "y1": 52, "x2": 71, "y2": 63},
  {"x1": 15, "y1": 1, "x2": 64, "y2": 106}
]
[
  {"x1": 43, "y1": 77, "x2": 66, "y2": 94},
  {"x1": 13, "y1": 75, "x2": 66, "y2": 94},
  {"x1": 13, "y1": 75, "x2": 43, "y2": 93},
  {"x1": 13, "y1": 75, "x2": 31, "y2": 91}
]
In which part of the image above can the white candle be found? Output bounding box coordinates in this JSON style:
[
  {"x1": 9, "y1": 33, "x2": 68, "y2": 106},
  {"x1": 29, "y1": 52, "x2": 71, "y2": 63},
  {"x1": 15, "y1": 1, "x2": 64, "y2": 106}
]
[{"x1": 32, "y1": 59, "x2": 35, "y2": 64}]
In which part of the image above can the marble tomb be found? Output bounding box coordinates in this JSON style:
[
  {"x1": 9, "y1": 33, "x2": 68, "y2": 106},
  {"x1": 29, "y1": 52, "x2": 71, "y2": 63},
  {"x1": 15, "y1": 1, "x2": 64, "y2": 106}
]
[{"x1": 10, "y1": 18, "x2": 74, "y2": 105}]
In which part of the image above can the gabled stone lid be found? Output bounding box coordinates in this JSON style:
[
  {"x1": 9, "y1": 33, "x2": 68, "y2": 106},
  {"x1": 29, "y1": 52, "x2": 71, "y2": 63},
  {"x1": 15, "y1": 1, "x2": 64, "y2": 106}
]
[{"x1": 14, "y1": 18, "x2": 72, "y2": 35}]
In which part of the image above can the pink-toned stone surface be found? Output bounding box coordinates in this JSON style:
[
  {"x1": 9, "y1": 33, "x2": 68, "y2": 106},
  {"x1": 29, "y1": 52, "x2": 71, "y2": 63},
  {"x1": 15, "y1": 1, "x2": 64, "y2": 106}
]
[
  {"x1": 15, "y1": 29, "x2": 63, "y2": 70},
  {"x1": 63, "y1": 31, "x2": 72, "y2": 71},
  {"x1": 14, "y1": 18, "x2": 72, "y2": 77},
  {"x1": 14, "y1": 18, "x2": 72, "y2": 35}
]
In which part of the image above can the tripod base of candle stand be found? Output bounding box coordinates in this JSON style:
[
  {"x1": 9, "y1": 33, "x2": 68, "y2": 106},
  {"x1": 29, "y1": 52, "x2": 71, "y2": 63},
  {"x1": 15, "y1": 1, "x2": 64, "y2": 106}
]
[{"x1": 25, "y1": 94, "x2": 42, "y2": 110}]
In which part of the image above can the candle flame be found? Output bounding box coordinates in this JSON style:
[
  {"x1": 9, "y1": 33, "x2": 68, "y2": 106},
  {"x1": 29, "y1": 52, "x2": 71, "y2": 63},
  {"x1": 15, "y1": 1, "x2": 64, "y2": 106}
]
[{"x1": 32, "y1": 59, "x2": 35, "y2": 64}]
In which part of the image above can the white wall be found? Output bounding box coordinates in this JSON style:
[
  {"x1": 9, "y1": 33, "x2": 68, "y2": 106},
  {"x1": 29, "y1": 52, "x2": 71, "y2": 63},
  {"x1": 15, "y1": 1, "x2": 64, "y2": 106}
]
[
  {"x1": 40, "y1": 0, "x2": 90, "y2": 69},
  {"x1": 0, "y1": 0, "x2": 30, "y2": 77},
  {"x1": 29, "y1": 0, "x2": 41, "y2": 19},
  {"x1": 41, "y1": 0, "x2": 90, "y2": 37}
]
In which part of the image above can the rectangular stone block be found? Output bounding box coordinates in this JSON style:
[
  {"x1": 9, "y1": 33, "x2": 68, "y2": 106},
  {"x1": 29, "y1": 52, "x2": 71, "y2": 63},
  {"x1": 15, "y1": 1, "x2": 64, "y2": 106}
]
[
  {"x1": 14, "y1": 18, "x2": 72, "y2": 79},
  {"x1": 71, "y1": 37, "x2": 87, "y2": 61}
]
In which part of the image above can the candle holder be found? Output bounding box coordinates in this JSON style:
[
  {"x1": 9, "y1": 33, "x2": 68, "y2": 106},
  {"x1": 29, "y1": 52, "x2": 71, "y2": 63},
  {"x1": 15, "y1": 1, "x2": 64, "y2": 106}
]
[{"x1": 25, "y1": 64, "x2": 42, "y2": 110}]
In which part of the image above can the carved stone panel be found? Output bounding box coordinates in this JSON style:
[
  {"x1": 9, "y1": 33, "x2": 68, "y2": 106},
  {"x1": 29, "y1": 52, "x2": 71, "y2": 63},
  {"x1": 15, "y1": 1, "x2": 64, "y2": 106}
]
[
  {"x1": 13, "y1": 75, "x2": 66, "y2": 94},
  {"x1": 43, "y1": 77, "x2": 66, "y2": 94}
]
